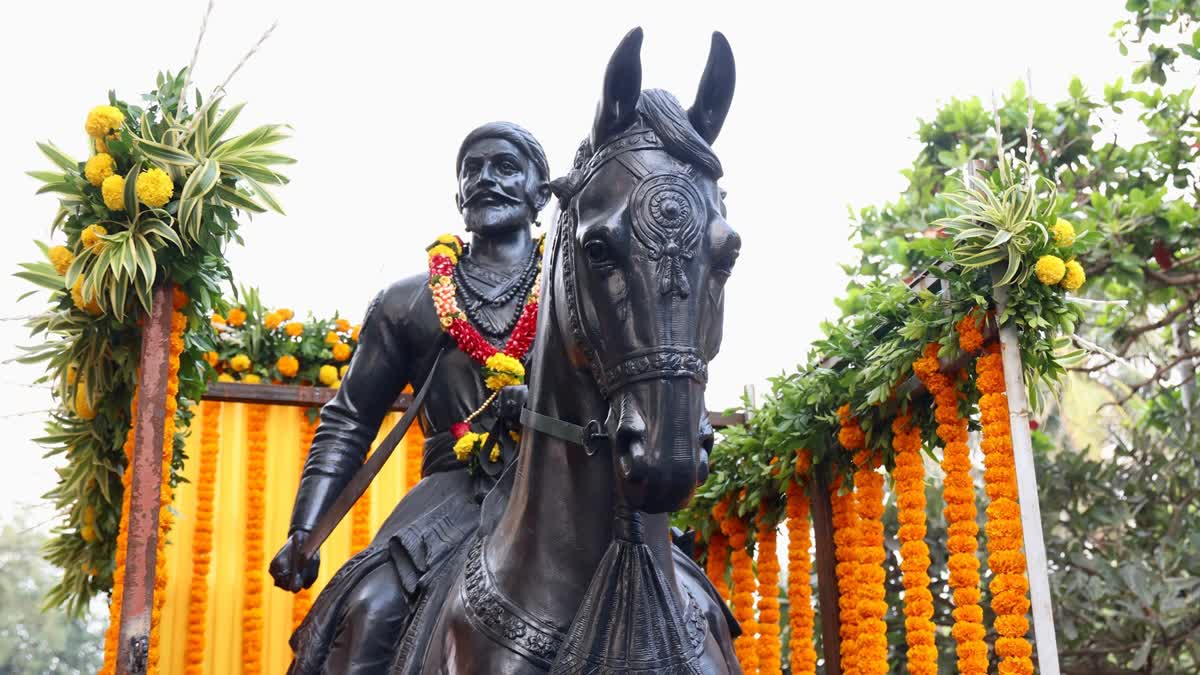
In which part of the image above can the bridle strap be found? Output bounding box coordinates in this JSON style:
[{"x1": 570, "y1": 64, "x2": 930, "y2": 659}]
[{"x1": 520, "y1": 407, "x2": 609, "y2": 456}]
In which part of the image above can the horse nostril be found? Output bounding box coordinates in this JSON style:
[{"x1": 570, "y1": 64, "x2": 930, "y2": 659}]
[{"x1": 619, "y1": 438, "x2": 648, "y2": 483}]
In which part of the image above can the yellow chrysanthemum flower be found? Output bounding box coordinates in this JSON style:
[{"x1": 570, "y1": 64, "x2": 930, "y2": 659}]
[
  {"x1": 135, "y1": 167, "x2": 174, "y2": 207},
  {"x1": 318, "y1": 364, "x2": 338, "y2": 386},
  {"x1": 217, "y1": 373, "x2": 235, "y2": 383},
  {"x1": 241, "y1": 374, "x2": 262, "y2": 384},
  {"x1": 453, "y1": 432, "x2": 484, "y2": 462},
  {"x1": 1051, "y1": 218, "x2": 1075, "y2": 247},
  {"x1": 285, "y1": 321, "x2": 304, "y2": 337},
  {"x1": 74, "y1": 381, "x2": 97, "y2": 420},
  {"x1": 264, "y1": 312, "x2": 283, "y2": 330},
  {"x1": 277, "y1": 354, "x2": 299, "y2": 378},
  {"x1": 84, "y1": 153, "x2": 116, "y2": 187},
  {"x1": 483, "y1": 353, "x2": 525, "y2": 390},
  {"x1": 80, "y1": 224, "x2": 108, "y2": 251},
  {"x1": 277, "y1": 308, "x2": 294, "y2": 320},
  {"x1": 101, "y1": 175, "x2": 125, "y2": 211},
  {"x1": 226, "y1": 308, "x2": 247, "y2": 327},
  {"x1": 48, "y1": 246, "x2": 74, "y2": 275},
  {"x1": 230, "y1": 354, "x2": 251, "y2": 372},
  {"x1": 1034, "y1": 255, "x2": 1066, "y2": 285},
  {"x1": 70, "y1": 277, "x2": 102, "y2": 315},
  {"x1": 84, "y1": 105, "x2": 124, "y2": 139},
  {"x1": 94, "y1": 138, "x2": 108, "y2": 154},
  {"x1": 332, "y1": 342, "x2": 352, "y2": 362},
  {"x1": 1061, "y1": 260, "x2": 1086, "y2": 291}
]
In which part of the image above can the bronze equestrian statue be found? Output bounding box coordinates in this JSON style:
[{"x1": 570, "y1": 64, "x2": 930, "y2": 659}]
[
  {"x1": 269, "y1": 121, "x2": 552, "y2": 674},
  {"x1": 394, "y1": 27, "x2": 745, "y2": 674}
]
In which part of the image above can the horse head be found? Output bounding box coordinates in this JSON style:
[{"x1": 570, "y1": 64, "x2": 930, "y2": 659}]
[{"x1": 548, "y1": 27, "x2": 741, "y2": 514}]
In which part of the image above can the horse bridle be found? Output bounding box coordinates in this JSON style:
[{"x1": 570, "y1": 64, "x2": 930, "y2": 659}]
[{"x1": 520, "y1": 126, "x2": 710, "y2": 454}]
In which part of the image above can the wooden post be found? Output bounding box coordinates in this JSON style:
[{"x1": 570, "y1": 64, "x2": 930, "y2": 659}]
[
  {"x1": 810, "y1": 467, "x2": 841, "y2": 674},
  {"x1": 991, "y1": 267, "x2": 1061, "y2": 675},
  {"x1": 115, "y1": 282, "x2": 174, "y2": 674}
]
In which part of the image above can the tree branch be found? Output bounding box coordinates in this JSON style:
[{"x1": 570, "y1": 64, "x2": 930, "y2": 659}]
[{"x1": 1116, "y1": 289, "x2": 1200, "y2": 355}]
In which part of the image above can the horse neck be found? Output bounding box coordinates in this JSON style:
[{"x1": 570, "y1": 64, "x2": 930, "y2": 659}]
[{"x1": 486, "y1": 308, "x2": 681, "y2": 624}]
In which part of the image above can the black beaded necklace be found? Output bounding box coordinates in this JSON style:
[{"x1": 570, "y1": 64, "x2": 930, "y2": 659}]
[{"x1": 454, "y1": 242, "x2": 541, "y2": 339}]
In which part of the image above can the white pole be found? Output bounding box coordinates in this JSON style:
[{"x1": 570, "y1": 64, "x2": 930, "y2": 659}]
[{"x1": 991, "y1": 266, "x2": 1061, "y2": 675}]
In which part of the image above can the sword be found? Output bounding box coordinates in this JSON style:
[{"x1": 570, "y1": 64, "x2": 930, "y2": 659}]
[{"x1": 299, "y1": 343, "x2": 448, "y2": 561}]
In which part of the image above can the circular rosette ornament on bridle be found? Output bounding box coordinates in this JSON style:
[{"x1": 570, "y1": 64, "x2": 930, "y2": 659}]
[{"x1": 629, "y1": 173, "x2": 705, "y2": 297}]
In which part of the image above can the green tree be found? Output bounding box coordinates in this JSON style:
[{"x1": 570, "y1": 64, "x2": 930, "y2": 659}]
[{"x1": 0, "y1": 517, "x2": 104, "y2": 674}]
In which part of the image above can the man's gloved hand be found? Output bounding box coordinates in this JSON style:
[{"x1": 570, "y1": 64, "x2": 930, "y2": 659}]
[{"x1": 269, "y1": 529, "x2": 321, "y2": 593}]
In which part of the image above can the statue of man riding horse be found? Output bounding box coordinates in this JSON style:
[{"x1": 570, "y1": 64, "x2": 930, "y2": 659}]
[{"x1": 272, "y1": 27, "x2": 744, "y2": 674}]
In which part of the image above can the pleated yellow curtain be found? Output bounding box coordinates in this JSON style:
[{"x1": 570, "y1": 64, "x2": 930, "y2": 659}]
[{"x1": 157, "y1": 403, "x2": 424, "y2": 674}]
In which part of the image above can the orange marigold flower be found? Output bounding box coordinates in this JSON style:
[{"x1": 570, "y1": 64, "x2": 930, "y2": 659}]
[
  {"x1": 285, "y1": 321, "x2": 304, "y2": 337},
  {"x1": 226, "y1": 308, "x2": 247, "y2": 327},
  {"x1": 332, "y1": 342, "x2": 352, "y2": 362},
  {"x1": 325, "y1": 331, "x2": 340, "y2": 345},
  {"x1": 276, "y1": 355, "x2": 299, "y2": 378}
]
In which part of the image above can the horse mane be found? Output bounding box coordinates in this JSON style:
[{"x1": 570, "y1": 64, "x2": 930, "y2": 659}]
[{"x1": 549, "y1": 88, "x2": 723, "y2": 206}]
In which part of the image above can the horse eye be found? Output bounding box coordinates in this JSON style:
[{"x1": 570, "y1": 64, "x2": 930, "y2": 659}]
[{"x1": 584, "y1": 239, "x2": 610, "y2": 264}]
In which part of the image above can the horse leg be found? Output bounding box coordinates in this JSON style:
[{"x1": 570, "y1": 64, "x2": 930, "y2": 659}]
[{"x1": 323, "y1": 563, "x2": 410, "y2": 675}]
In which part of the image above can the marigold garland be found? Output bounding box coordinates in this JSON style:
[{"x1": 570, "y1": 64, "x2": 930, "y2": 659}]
[
  {"x1": 755, "y1": 504, "x2": 782, "y2": 674},
  {"x1": 834, "y1": 405, "x2": 863, "y2": 673},
  {"x1": 914, "y1": 342, "x2": 988, "y2": 673},
  {"x1": 718, "y1": 499, "x2": 758, "y2": 673},
  {"x1": 243, "y1": 404, "x2": 269, "y2": 674},
  {"x1": 977, "y1": 345, "x2": 1035, "y2": 675},
  {"x1": 705, "y1": 527, "x2": 731, "y2": 603},
  {"x1": 891, "y1": 413, "x2": 937, "y2": 675},
  {"x1": 99, "y1": 389, "x2": 138, "y2": 675},
  {"x1": 185, "y1": 400, "x2": 221, "y2": 673},
  {"x1": 785, "y1": 480, "x2": 816, "y2": 675},
  {"x1": 852, "y1": 447, "x2": 888, "y2": 675},
  {"x1": 293, "y1": 410, "x2": 319, "y2": 630}
]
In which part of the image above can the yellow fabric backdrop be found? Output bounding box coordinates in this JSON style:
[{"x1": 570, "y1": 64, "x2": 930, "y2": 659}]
[{"x1": 158, "y1": 402, "x2": 424, "y2": 674}]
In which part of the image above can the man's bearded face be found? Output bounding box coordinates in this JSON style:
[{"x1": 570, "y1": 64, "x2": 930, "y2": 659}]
[{"x1": 457, "y1": 138, "x2": 539, "y2": 235}]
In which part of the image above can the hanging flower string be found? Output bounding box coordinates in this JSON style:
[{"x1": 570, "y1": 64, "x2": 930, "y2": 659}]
[
  {"x1": 785, "y1": 466, "x2": 816, "y2": 675},
  {"x1": 914, "y1": 341, "x2": 988, "y2": 673},
  {"x1": 852, "y1": 445, "x2": 888, "y2": 675},
  {"x1": 755, "y1": 504, "x2": 782, "y2": 674},
  {"x1": 977, "y1": 345, "x2": 1036, "y2": 675},
  {"x1": 99, "y1": 388, "x2": 138, "y2": 675},
  {"x1": 891, "y1": 412, "x2": 937, "y2": 675},
  {"x1": 706, "y1": 523, "x2": 731, "y2": 603},
  {"x1": 717, "y1": 498, "x2": 759, "y2": 673},
  {"x1": 834, "y1": 404, "x2": 863, "y2": 672},
  {"x1": 427, "y1": 234, "x2": 543, "y2": 461},
  {"x1": 185, "y1": 400, "x2": 221, "y2": 672},
  {"x1": 242, "y1": 404, "x2": 269, "y2": 675}
]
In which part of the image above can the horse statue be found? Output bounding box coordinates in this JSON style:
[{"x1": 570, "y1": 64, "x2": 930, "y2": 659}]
[{"x1": 391, "y1": 27, "x2": 744, "y2": 674}]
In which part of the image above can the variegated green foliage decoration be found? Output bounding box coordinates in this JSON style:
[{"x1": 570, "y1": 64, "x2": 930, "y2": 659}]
[{"x1": 17, "y1": 67, "x2": 292, "y2": 615}]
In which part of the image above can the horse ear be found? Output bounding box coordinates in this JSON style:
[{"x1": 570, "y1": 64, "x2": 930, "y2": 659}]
[
  {"x1": 688, "y1": 32, "x2": 735, "y2": 145},
  {"x1": 591, "y1": 27, "x2": 643, "y2": 149}
]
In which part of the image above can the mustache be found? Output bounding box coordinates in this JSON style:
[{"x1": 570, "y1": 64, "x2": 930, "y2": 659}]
[{"x1": 462, "y1": 188, "x2": 522, "y2": 207}]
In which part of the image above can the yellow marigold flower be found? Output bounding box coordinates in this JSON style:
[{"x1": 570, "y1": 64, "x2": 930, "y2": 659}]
[
  {"x1": 80, "y1": 224, "x2": 108, "y2": 251},
  {"x1": 230, "y1": 354, "x2": 251, "y2": 372},
  {"x1": 483, "y1": 353, "x2": 525, "y2": 390},
  {"x1": 70, "y1": 277, "x2": 102, "y2": 315},
  {"x1": 1034, "y1": 255, "x2": 1066, "y2": 285},
  {"x1": 226, "y1": 308, "x2": 247, "y2": 327},
  {"x1": 84, "y1": 153, "x2": 116, "y2": 187},
  {"x1": 203, "y1": 351, "x2": 219, "y2": 367},
  {"x1": 1061, "y1": 260, "x2": 1086, "y2": 291},
  {"x1": 66, "y1": 364, "x2": 78, "y2": 386},
  {"x1": 94, "y1": 138, "x2": 108, "y2": 154},
  {"x1": 135, "y1": 167, "x2": 174, "y2": 207},
  {"x1": 285, "y1": 321, "x2": 304, "y2": 337},
  {"x1": 435, "y1": 233, "x2": 461, "y2": 249},
  {"x1": 241, "y1": 373, "x2": 262, "y2": 384},
  {"x1": 264, "y1": 311, "x2": 283, "y2": 330},
  {"x1": 339, "y1": 365, "x2": 349, "y2": 378},
  {"x1": 332, "y1": 342, "x2": 352, "y2": 362},
  {"x1": 84, "y1": 105, "x2": 124, "y2": 139},
  {"x1": 351, "y1": 324, "x2": 361, "y2": 341},
  {"x1": 1051, "y1": 218, "x2": 1075, "y2": 247},
  {"x1": 48, "y1": 246, "x2": 74, "y2": 275},
  {"x1": 277, "y1": 354, "x2": 299, "y2": 378},
  {"x1": 336, "y1": 318, "x2": 351, "y2": 332},
  {"x1": 101, "y1": 175, "x2": 125, "y2": 211},
  {"x1": 331, "y1": 379, "x2": 341, "y2": 390},
  {"x1": 74, "y1": 381, "x2": 97, "y2": 420},
  {"x1": 427, "y1": 243, "x2": 458, "y2": 262},
  {"x1": 318, "y1": 364, "x2": 338, "y2": 386},
  {"x1": 324, "y1": 331, "x2": 340, "y2": 345},
  {"x1": 453, "y1": 432, "x2": 483, "y2": 461},
  {"x1": 277, "y1": 308, "x2": 294, "y2": 320},
  {"x1": 81, "y1": 525, "x2": 97, "y2": 542},
  {"x1": 217, "y1": 373, "x2": 235, "y2": 383}
]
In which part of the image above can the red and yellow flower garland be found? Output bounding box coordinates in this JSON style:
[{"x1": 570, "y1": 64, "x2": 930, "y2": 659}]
[
  {"x1": 185, "y1": 400, "x2": 221, "y2": 673},
  {"x1": 292, "y1": 411, "x2": 318, "y2": 630},
  {"x1": 977, "y1": 345, "x2": 1035, "y2": 675},
  {"x1": 914, "y1": 342, "x2": 987, "y2": 674},
  {"x1": 891, "y1": 413, "x2": 937, "y2": 675},
  {"x1": 785, "y1": 478, "x2": 816, "y2": 675},
  {"x1": 717, "y1": 498, "x2": 759, "y2": 673},
  {"x1": 100, "y1": 389, "x2": 138, "y2": 675},
  {"x1": 242, "y1": 403, "x2": 269, "y2": 674},
  {"x1": 755, "y1": 504, "x2": 782, "y2": 674}
]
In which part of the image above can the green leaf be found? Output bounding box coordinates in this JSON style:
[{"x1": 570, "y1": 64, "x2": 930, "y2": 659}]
[
  {"x1": 26, "y1": 170, "x2": 66, "y2": 184},
  {"x1": 123, "y1": 161, "x2": 142, "y2": 221},
  {"x1": 37, "y1": 141, "x2": 79, "y2": 172},
  {"x1": 181, "y1": 158, "x2": 220, "y2": 203},
  {"x1": 214, "y1": 184, "x2": 266, "y2": 213},
  {"x1": 238, "y1": 175, "x2": 285, "y2": 215},
  {"x1": 207, "y1": 101, "x2": 245, "y2": 145},
  {"x1": 132, "y1": 137, "x2": 197, "y2": 166}
]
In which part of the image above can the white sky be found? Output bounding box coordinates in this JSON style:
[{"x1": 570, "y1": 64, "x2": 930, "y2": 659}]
[{"x1": 0, "y1": 1, "x2": 1133, "y2": 521}]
